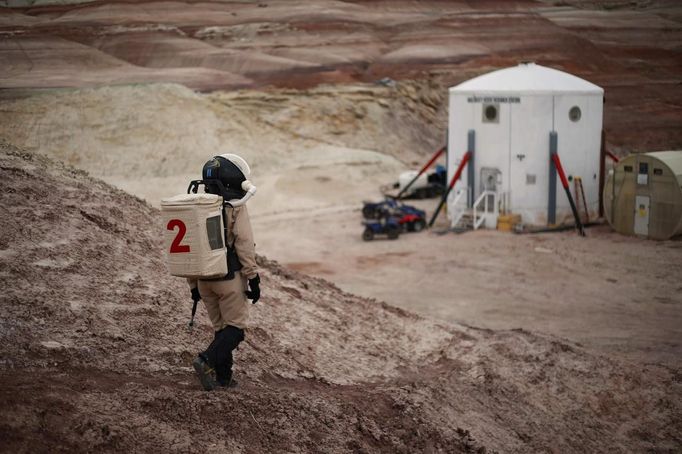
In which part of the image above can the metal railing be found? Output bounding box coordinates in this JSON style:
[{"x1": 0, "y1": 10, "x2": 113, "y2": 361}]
[
  {"x1": 448, "y1": 187, "x2": 470, "y2": 228},
  {"x1": 472, "y1": 190, "x2": 498, "y2": 230}
]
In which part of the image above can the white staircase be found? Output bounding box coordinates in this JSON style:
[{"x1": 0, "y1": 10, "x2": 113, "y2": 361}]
[{"x1": 448, "y1": 189, "x2": 502, "y2": 232}]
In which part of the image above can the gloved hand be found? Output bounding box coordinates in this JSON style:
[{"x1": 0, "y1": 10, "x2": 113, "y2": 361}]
[
  {"x1": 191, "y1": 287, "x2": 201, "y2": 303},
  {"x1": 245, "y1": 274, "x2": 260, "y2": 304}
]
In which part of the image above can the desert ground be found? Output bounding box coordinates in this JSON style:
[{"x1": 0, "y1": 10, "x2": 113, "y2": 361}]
[{"x1": 0, "y1": 0, "x2": 681, "y2": 452}]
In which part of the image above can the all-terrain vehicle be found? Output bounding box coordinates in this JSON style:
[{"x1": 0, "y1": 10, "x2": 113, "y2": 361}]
[
  {"x1": 394, "y1": 203, "x2": 426, "y2": 232},
  {"x1": 362, "y1": 216, "x2": 401, "y2": 241},
  {"x1": 361, "y1": 197, "x2": 400, "y2": 220},
  {"x1": 361, "y1": 198, "x2": 426, "y2": 233}
]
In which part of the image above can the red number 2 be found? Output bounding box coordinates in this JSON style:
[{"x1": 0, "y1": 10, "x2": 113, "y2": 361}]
[{"x1": 167, "y1": 219, "x2": 191, "y2": 253}]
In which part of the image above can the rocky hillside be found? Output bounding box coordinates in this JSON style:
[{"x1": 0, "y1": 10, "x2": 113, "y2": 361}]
[
  {"x1": 0, "y1": 81, "x2": 448, "y2": 222},
  {"x1": 0, "y1": 140, "x2": 679, "y2": 452}
]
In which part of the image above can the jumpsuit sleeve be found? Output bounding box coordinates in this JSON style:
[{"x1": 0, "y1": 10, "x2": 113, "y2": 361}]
[{"x1": 233, "y1": 205, "x2": 259, "y2": 279}]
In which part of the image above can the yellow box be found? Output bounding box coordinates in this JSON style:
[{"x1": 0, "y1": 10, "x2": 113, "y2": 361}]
[{"x1": 497, "y1": 214, "x2": 521, "y2": 232}]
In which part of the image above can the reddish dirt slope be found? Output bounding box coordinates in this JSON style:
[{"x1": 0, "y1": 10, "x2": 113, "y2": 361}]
[{"x1": 0, "y1": 141, "x2": 679, "y2": 452}]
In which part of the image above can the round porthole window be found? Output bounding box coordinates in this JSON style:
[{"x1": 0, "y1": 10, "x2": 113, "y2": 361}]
[
  {"x1": 569, "y1": 106, "x2": 581, "y2": 122},
  {"x1": 483, "y1": 104, "x2": 497, "y2": 123},
  {"x1": 485, "y1": 105, "x2": 497, "y2": 121}
]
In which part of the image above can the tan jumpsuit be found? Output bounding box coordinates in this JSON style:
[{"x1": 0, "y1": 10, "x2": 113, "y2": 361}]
[{"x1": 187, "y1": 204, "x2": 259, "y2": 331}]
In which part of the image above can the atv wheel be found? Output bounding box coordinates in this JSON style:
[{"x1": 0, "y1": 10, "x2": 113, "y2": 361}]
[
  {"x1": 413, "y1": 219, "x2": 426, "y2": 232},
  {"x1": 387, "y1": 225, "x2": 400, "y2": 240},
  {"x1": 362, "y1": 228, "x2": 374, "y2": 241},
  {"x1": 406, "y1": 221, "x2": 415, "y2": 232}
]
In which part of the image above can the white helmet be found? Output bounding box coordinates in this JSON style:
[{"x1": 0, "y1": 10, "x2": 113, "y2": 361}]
[
  {"x1": 219, "y1": 153, "x2": 251, "y2": 180},
  {"x1": 202, "y1": 153, "x2": 257, "y2": 206}
]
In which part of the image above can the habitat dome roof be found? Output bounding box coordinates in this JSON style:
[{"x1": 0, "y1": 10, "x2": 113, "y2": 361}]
[
  {"x1": 645, "y1": 151, "x2": 682, "y2": 180},
  {"x1": 451, "y1": 63, "x2": 603, "y2": 95}
]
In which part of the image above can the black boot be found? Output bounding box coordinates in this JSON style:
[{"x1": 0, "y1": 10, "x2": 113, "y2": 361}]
[
  {"x1": 217, "y1": 370, "x2": 238, "y2": 388},
  {"x1": 192, "y1": 354, "x2": 216, "y2": 391},
  {"x1": 202, "y1": 326, "x2": 244, "y2": 389},
  {"x1": 214, "y1": 353, "x2": 236, "y2": 388}
]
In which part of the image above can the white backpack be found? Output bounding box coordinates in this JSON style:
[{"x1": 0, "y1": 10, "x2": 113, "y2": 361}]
[{"x1": 160, "y1": 193, "x2": 228, "y2": 279}]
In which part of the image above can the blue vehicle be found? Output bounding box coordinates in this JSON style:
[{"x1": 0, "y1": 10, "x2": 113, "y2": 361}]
[
  {"x1": 396, "y1": 205, "x2": 427, "y2": 232},
  {"x1": 361, "y1": 197, "x2": 400, "y2": 220},
  {"x1": 361, "y1": 198, "x2": 426, "y2": 233},
  {"x1": 362, "y1": 216, "x2": 401, "y2": 241}
]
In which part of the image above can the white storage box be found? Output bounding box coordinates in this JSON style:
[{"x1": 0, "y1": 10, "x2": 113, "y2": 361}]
[{"x1": 161, "y1": 193, "x2": 228, "y2": 279}]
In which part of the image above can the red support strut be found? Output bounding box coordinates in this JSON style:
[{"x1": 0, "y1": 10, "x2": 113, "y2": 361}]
[
  {"x1": 551, "y1": 153, "x2": 585, "y2": 236},
  {"x1": 428, "y1": 151, "x2": 471, "y2": 227},
  {"x1": 605, "y1": 150, "x2": 620, "y2": 163},
  {"x1": 551, "y1": 153, "x2": 570, "y2": 189},
  {"x1": 397, "y1": 146, "x2": 446, "y2": 199},
  {"x1": 420, "y1": 146, "x2": 446, "y2": 175}
]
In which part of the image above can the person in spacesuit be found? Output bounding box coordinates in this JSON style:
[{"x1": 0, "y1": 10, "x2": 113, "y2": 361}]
[{"x1": 189, "y1": 154, "x2": 261, "y2": 391}]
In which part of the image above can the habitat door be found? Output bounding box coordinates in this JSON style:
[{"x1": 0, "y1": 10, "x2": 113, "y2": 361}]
[
  {"x1": 633, "y1": 195, "x2": 650, "y2": 236},
  {"x1": 480, "y1": 167, "x2": 502, "y2": 213},
  {"x1": 509, "y1": 96, "x2": 554, "y2": 224}
]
